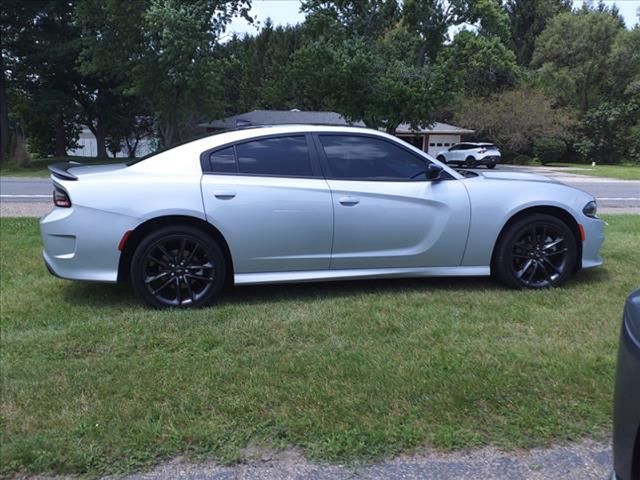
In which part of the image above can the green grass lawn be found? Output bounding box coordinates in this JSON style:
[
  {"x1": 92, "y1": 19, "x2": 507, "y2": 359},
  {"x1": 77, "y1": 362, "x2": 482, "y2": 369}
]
[
  {"x1": 0, "y1": 156, "x2": 124, "y2": 178},
  {"x1": 1, "y1": 216, "x2": 639, "y2": 477},
  {"x1": 543, "y1": 163, "x2": 640, "y2": 180}
]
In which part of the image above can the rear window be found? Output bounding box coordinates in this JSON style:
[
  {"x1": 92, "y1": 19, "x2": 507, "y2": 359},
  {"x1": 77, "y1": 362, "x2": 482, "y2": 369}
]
[
  {"x1": 207, "y1": 135, "x2": 313, "y2": 177},
  {"x1": 236, "y1": 136, "x2": 312, "y2": 176}
]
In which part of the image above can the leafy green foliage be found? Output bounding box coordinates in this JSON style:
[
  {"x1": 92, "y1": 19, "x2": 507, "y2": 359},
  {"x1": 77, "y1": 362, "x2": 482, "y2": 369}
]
[
  {"x1": 532, "y1": 11, "x2": 623, "y2": 113},
  {"x1": 453, "y1": 87, "x2": 574, "y2": 151},
  {"x1": 533, "y1": 137, "x2": 566, "y2": 164},
  {"x1": 504, "y1": 0, "x2": 571, "y2": 66},
  {"x1": 436, "y1": 30, "x2": 519, "y2": 96}
]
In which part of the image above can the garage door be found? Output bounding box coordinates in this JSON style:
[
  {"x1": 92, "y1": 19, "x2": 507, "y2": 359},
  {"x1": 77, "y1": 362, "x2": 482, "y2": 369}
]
[{"x1": 427, "y1": 135, "x2": 461, "y2": 157}]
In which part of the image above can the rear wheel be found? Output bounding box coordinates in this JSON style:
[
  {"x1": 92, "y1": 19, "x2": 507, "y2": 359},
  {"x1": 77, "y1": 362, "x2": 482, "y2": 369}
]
[
  {"x1": 487, "y1": 161, "x2": 496, "y2": 169},
  {"x1": 465, "y1": 156, "x2": 477, "y2": 168},
  {"x1": 437, "y1": 155, "x2": 447, "y2": 164},
  {"x1": 493, "y1": 214, "x2": 577, "y2": 289},
  {"x1": 130, "y1": 225, "x2": 226, "y2": 308}
]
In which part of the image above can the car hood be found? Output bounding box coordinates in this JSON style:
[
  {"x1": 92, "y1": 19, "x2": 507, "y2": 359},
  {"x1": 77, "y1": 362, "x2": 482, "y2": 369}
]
[{"x1": 475, "y1": 171, "x2": 559, "y2": 184}]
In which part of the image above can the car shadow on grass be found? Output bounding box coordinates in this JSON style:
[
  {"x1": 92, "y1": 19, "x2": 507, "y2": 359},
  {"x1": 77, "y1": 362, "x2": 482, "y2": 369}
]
[{"x1": 60, "y1": 267, "x2": 610, "y2": 309}]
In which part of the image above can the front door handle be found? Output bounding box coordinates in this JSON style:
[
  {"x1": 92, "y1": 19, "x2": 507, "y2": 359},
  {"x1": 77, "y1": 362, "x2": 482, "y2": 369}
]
[
  {"x1": 214, "y1": 191, "x2": 236, "y2": 200},
  {"x1": 339, "y1": 196, "x2": 360, "y2": 206}
]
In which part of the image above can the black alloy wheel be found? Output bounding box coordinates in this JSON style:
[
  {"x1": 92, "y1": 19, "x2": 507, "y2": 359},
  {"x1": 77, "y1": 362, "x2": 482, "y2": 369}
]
[
  {"x1": 493, "y1": 214, "x2": 578, "y2": 289},
  {"x1": 131, "y1": 225, "x2": 225, "y2": 308},
  {"x1": 487, "y1": 161, "x2": 496, "y2": 169},
  {"x1": 465, "y1": 156, "x2": 477, "y2": 168}
]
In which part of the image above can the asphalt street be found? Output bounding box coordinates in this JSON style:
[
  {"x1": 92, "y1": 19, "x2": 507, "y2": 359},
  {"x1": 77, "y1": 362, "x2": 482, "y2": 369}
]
[{"x1": 0, "y1": 166, "x2": 639, "y2": 213}]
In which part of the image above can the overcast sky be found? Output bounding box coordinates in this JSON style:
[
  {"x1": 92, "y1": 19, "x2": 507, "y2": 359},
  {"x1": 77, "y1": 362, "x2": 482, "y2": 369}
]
[{"x1": 224, "y1": 0, "x2": 639, "y2": 38}]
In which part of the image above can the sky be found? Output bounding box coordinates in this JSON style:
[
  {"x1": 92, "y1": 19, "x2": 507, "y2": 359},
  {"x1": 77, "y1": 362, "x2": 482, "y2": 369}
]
[{"x1": 223, "y1": 0, "x2": 640, "y2": 38}]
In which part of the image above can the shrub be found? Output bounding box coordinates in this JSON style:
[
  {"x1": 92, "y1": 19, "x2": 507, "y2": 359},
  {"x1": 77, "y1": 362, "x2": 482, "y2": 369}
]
[{"x1": 533, "y1": 138, "x2": 566, "y2": 165}]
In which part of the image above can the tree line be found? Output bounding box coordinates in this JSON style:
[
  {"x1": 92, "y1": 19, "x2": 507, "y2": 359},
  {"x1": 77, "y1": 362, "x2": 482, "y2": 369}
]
[{"x1": 1, "y1": 0, "x2": 639, "y2": 165}]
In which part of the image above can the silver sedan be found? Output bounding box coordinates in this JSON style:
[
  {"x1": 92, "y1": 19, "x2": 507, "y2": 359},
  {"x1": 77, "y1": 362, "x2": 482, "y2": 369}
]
[{"x1": 40, "y1": 125, "x2": 605, "y2": 308}]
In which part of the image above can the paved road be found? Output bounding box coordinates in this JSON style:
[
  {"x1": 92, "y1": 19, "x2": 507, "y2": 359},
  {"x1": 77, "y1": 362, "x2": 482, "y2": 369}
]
[
  {"x1": 500, "y1": 165, "x2": 640, "y2": 211},
  {"x1": 1, "y1": 167, "x2": 638, "y2": 212}
]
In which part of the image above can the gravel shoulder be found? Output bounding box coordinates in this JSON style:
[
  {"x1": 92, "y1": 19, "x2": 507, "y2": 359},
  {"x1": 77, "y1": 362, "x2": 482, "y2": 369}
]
[{"x1": 114, "y1": 439, "x2": 612, "y2": 479}]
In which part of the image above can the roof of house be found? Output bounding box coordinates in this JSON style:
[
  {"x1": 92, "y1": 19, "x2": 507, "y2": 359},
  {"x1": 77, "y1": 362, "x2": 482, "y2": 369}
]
[
  {"x1": 395, "y1": 122, "x2": 474, "y2": 135},
  {"x1": 200, "y1": 110, "x2": 473, "y2": 134}
]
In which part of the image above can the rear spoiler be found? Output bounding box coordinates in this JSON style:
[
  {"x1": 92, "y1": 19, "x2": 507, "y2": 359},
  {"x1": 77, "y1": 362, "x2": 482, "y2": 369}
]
[{"x1": 48, "y1": 161, "x2": 83, "y2": 181}]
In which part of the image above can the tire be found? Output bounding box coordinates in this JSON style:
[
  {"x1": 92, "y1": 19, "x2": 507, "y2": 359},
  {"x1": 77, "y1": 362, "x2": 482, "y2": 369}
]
[
  {"x1": 437, "y1": 155, "x2": 447, "y2": 164},
  {"x1": 465, "y1": 156, "x2": 477, "y2": 168},
  {"x1": 130, "y1": 224, "x2": 226, "y2": 308},
  {"x1": 493, "y1": 214, "x2": 578, "y2": 289},
  {"x1": 487, "y1": 162, "x2": 496, "y2": 169}
]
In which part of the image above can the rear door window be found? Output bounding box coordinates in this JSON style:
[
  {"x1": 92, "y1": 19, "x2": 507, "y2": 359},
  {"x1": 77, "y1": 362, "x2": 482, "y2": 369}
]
[{"x1": 236, "y1": 136, "x2": 313, "y2": 177}]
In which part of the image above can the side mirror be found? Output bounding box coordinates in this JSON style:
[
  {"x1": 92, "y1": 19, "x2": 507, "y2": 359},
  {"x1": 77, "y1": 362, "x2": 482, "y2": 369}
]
[{"x1": 426, "y1": 163, "x2": 443, "y2": 180}]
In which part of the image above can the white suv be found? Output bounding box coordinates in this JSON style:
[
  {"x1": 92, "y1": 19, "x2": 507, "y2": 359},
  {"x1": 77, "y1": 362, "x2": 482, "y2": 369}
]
[{"x1": 436, "y1": 142, "x2": 501, "y2": 169}]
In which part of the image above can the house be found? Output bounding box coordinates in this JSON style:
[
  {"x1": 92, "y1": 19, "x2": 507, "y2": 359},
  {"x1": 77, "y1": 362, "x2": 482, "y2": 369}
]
[
  {"x1": 67, "y1": 125, "x2": 155, "y2": 158},
  {"x1": 395, "y1": 122, "x2": 475, "y2": 157},
  {"x1": 200, "y1": 110, "x2": 473, "y2": 156}
]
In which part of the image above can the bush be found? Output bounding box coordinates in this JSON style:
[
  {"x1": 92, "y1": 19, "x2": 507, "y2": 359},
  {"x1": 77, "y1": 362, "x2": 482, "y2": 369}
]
[{"x1": 533, "y1": 138, "x2": 567, "y2": 165}]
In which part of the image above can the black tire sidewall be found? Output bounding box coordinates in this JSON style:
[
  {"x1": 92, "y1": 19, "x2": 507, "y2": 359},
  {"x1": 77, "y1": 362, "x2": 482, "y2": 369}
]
[
  {"x1": 494, "y1": 214, "x2": 578, "y2": 289},
  {"x1": 130, "y1": 225, "x2": 226, "y2": 308}
]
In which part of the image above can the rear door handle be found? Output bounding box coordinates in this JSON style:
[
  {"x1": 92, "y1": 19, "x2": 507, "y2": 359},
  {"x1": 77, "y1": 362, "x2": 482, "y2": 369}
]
[
  {"x1": 339, "y1": 196, "x2": 360, "y2": 206},
  {"x1": 213, "y1": 191, "x2": 236, "y2": 200}
]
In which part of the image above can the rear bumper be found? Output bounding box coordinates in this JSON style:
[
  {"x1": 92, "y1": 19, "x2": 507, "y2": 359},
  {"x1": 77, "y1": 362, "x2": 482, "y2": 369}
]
[
  {"x1": 40, "y1": 205, "x2": 136, "y2": 283},
  {"x1": 478, "y1": 155, "x2": 500, "y2": 165}
]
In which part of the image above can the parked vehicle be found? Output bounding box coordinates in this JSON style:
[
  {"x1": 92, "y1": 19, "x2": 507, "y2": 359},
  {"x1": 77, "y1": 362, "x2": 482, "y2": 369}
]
[
  {"x1": 612, "y1": 288, "x2": 640, "y2": 480},
  {"x1": 41, "y1": 125, "x2": 604, "y2": 308},
  {"x1": 436, "y1": 142, "x2": 501, "y2": 169}
]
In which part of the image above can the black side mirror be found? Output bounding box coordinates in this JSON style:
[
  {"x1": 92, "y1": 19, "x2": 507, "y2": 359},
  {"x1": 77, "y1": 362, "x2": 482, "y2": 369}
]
[{"x1": 426, "y1": 163, "x2": 443, "y2": 180}]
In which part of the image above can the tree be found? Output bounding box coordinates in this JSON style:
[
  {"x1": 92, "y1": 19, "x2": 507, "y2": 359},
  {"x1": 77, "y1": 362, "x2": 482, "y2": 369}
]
[
  {"x1": 453, "y1": 88, "x2": 575, "y2": 152},
  {"x1": 532, "y1": 10, "x2": 623, "y2": 113},
  {"x1": 1, "y1": 0, "x2": 81, "y2": 161},
  {"x1": 402, "y1": 0, "x2": 509, "y2": 64},
  {"x1": 133, "y1": 0, "x2": 252, "y2": 146},
  {"x1": 436, "y1": 30, "x2": 519, "y2": 96},
  {"x1": 301, "y1": 0, "x2": 400, "y2": 39},
  {"x1": 504, "y1": 0, "x2": 571, "y2": 66}
]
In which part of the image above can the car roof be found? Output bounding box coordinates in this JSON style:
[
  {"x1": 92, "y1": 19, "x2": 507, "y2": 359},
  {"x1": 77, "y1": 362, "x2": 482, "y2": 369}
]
[
  {"x1": 454, "y1": 142, "x2": 496, "y2": 147},
  {"x1": 128, "y1": 124, "x2": 464, "y2": 179}
]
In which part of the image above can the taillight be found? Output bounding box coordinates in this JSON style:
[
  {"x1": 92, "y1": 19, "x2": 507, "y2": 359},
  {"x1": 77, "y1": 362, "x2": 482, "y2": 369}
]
[{"x1": 53, "y1": 187, "x2": 71, "y2": 208}]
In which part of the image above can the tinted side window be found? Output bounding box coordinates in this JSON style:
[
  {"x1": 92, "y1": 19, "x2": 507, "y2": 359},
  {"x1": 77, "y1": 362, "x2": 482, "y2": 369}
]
[
  {"x1": 236, "y1": 136, "x2": 312, "y2": 176},
  {"x1": 210, "y1": 146, "x2": 237, "y2": 173},
  {"x1": 319, "y1": 135, "x2": 426, "y2": 180}
]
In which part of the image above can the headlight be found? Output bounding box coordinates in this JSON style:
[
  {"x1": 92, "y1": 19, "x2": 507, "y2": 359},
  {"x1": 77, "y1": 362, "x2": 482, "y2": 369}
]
[{"x1": 583, "y1": 200, "x2": 598, "y2": 218}]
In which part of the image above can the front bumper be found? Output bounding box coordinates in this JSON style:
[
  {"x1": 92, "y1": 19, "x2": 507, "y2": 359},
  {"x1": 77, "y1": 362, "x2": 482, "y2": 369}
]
[
  {"x1": 580, "y1": 215, "x2": 605, "y2": 269},
  {"x1": 40, "y1": 205, "x2": 136, "y2": 283}
]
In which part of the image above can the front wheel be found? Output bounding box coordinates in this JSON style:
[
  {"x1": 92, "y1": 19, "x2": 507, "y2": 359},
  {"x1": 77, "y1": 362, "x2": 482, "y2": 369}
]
[
  {"x1": 437, "y1": 155, "x2": 447, "y2": 164},
  {"x1": 486, "y1": 161, "x2": 496, "y2": 169},
  {"x1": 130, "y1": 225, "x2": 226, "y2": 308},
  {"x1": 493, "y1": 214, "x2": 578, "y2": 289}
]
